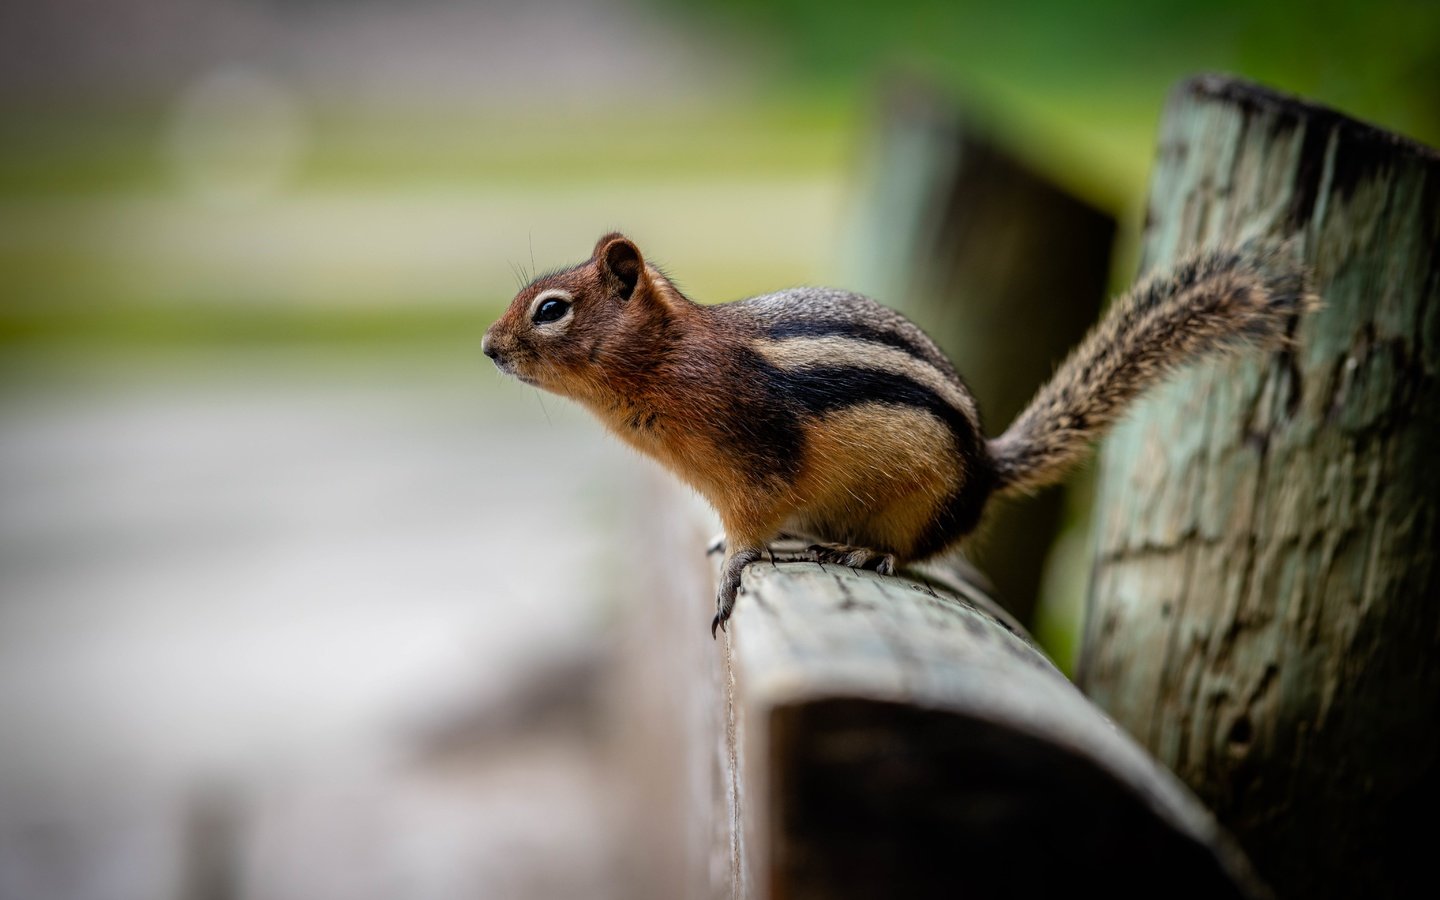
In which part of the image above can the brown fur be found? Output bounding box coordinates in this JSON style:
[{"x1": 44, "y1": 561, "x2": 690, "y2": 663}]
[
  {"x1": 785, "y1": 404, "x2": 960, "y2": 556},
  {"x1": 485, "y1": 235, "x2": 790, "y2": 547}
]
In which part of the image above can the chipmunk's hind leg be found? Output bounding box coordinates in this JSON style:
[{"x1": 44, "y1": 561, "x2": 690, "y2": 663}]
[{"x1": 807, "y1": 543, "x2": 897, "y2": 575}]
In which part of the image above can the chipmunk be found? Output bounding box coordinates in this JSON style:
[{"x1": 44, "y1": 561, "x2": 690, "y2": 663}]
[{"x1": 483, "y1": 233, "x2": 1312, "y2": 636}]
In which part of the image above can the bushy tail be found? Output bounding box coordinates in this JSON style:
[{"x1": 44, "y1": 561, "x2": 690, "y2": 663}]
[{"x1": 987, "y1": 243, "x2": 1315, "y2": 495}]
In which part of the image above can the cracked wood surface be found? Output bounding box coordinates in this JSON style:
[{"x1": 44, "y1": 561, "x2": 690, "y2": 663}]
[
  {"x1": 721, "y1": 553, "x2": 1264, "y2": 899},
  {"x1": 1079, "y1": 75, "x2": 1440, "y2": 899}
]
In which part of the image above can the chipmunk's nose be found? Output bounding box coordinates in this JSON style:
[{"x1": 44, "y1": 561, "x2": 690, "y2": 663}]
[{"x1": 481, "y1": 332, "x2": 500, "y2": 362}]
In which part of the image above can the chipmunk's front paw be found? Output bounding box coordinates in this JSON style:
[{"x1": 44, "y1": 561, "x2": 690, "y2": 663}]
[
  {"x1": 808, "y1": 543, "x2": 897, "y2": 575},
  {"x1": 712, "y1": 545, "x2": 762, "y2": 638}
]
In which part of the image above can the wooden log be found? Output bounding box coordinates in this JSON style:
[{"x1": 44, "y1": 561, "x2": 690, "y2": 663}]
[
  {"x1": 1079, "y1": 75, "x2": 1440, "y2": 899},
  {"x1": 848, "y1": 81, "x2": 1117, "y2": 624},
  {"x1": 714, "y1": 544, "x2": 1267, "y2": 899}
]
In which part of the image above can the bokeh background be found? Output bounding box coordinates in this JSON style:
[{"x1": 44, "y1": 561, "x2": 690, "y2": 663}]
[{"x1": 1, "y1": 1, "x2": 1436, "y2": 898}]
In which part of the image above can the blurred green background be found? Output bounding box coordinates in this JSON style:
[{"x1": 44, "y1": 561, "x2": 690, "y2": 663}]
[
  {"x1": 1, "y1": 2, "x2": 1436, "y2": 895},
  {"x1": 4, "y1": 0, "x2": 1435, "y2": 353},
  {"x1": 6, "y1": 0, "x2": 1435, "y2": 660}
]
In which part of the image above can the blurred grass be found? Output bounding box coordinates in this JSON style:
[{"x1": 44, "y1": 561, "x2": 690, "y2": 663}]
[
  {"x1": 665, "y1": 0, "x2": 1440, "y2": 160},
  {"x1": 0, "y1": 97, "x2": 857, "y2": 354},
  {"x1": 0, "y1": 99, "x2": 858, "y2": 197},
  {"x1": 657, "y1": 0, "x2": 1440, "y2": 241},
  {"x1": 7, "y1": 0, "x2": 1435, "y2": 356}
]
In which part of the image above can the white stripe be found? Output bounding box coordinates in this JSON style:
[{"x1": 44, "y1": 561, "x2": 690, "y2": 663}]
[{"x1": 753, "y1": 336, "x2": 979, "y2": 423}]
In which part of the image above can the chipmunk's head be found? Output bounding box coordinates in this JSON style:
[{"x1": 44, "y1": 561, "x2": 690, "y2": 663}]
[{"x1": 483, "y1": 233, "x2": 676, "y2": 398}]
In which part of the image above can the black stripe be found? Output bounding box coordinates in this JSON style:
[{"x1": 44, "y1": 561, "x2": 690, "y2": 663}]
[
  {"x1": 718, "y1": 353, "x2": 995, "y2": 550},
  {"x1": 718, "y1": 349, "x2": 809, "y2": 484},
  {"x1": 766, "y1": 364, "x2": 970, "y2": 438},
  {"x1": 767, "y1": 363, "x2": 995, "y2": 553},
  {"x1": 764, "y1": 319, "x2": 942, "y2": 368},
  {"x1": 720, "y1": 355, "x2": 973, "y2": 486}
]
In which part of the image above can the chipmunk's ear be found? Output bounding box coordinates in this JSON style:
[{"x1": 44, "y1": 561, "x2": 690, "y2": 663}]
[{"x1": 594, "y1": 233, "x2": 645, "y2": 302}]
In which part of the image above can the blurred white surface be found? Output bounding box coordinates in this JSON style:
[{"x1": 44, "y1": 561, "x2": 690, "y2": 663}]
[{"x1": 0, "y1": 353, "x2": 644, "y2": 899}]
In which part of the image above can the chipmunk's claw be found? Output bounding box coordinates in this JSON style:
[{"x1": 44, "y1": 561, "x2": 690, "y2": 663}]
[
  {"x1": 711, "y1": 594, "x2": 736, "y2": 638},
  {"x1": 712, "y1": 546, "x2": 759, "y2": 639}
]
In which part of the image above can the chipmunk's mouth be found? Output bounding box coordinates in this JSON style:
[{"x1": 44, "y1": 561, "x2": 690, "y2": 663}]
[
  {"x1": 492, "y1": 358, "x2": 538, "y2": 387},
  {"x1": 481, "y1": 339, "x2": 544, "y2": 388}
]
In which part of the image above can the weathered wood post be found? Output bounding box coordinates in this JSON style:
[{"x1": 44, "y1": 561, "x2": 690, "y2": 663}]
[
  {"x1": 848, "y1": 82, "x2": 1116, "y2": 624},
  {"x1": 1079, "y1": 75, "x2": 1440, "y2": 898}
]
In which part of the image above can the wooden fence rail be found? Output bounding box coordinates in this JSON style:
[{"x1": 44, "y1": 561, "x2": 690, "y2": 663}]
[{"x1": 719, "y1": 553, "x2": 1265, "y2": 899}]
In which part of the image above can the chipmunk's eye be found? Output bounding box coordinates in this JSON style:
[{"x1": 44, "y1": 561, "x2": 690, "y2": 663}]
[{"x1": 532, "y1": 298, "x2": 571, "y2": 324}]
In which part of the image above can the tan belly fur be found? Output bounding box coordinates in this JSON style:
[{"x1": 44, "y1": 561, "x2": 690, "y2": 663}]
[{"x1": 786, "y1": 403, "x2": 961, "y2": 559}]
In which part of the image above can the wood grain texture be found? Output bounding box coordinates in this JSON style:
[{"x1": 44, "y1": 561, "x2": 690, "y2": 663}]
[
  {"x1": 724, "y1": 551, "x2": 1265, "y2": 899},
  {"x1": 1079, "y1": 75, "x2": 1440, "y2": 899}
]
